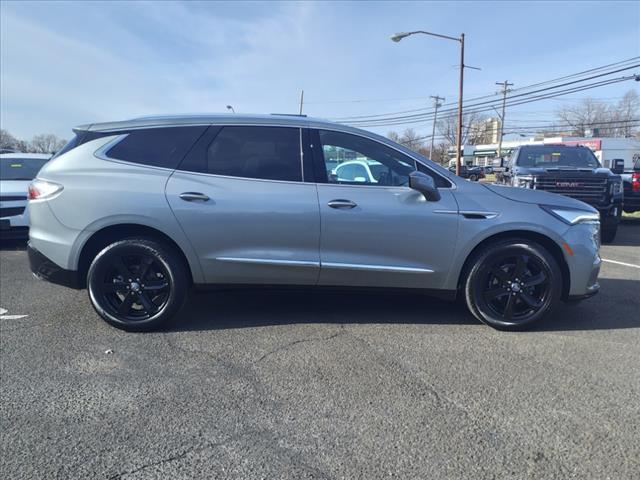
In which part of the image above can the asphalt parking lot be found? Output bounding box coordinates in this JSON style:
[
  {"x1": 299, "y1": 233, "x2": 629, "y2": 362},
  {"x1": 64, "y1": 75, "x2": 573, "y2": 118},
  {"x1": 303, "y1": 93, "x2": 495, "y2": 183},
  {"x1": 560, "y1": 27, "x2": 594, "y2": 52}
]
[{"x1": 1, "y1": 220, "x2": 639, "y2": 479}]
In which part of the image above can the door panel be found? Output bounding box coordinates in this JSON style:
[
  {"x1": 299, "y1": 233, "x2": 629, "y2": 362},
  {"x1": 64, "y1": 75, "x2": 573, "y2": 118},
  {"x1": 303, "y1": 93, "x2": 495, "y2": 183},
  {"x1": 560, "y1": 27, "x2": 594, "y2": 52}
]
[
  {"x1": 317, "y1": 185, "x2": 459, "y2": 289},
  {"x1": 166, "y1": 172, "x2": 320, "y2": 284}
]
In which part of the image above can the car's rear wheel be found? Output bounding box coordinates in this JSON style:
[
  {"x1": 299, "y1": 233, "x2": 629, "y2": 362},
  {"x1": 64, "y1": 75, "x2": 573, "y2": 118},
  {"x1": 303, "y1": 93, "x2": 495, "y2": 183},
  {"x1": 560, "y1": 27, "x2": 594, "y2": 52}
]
[
  {"x1": 469, "y1": 174, "x2": 478, "y2": 181},
  {"x1": 87, "y1": 238, "x2": 188, "y2": 331},
  {"x1": 464, "y1": 240, "x2": 561, "y2": 330}
]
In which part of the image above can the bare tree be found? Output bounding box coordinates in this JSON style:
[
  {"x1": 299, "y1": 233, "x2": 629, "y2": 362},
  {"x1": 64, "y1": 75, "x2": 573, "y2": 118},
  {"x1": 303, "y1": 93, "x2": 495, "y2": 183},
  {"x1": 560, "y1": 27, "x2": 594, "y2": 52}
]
[
  {"x1": 29, "y1": 134, "x2": 67, "y2": 154},
  {"x1": 555, "y1": 98, "x2": 608, "y2": 136},
  {"x1": 386, "y1": 131, "x2": 401, "y2": 143},
  {"x1": 0, "y1": 129, "x2": 17, "y2": 151},
  {"x1": 610, "y1": 90, "x2": 639, "y2": 137},
  {"x1": 437, "y1": 111, "x2": 487, "y2": 146},
  {"x1": 399, "y1": 128, "x2": 425, "y2": 152}
]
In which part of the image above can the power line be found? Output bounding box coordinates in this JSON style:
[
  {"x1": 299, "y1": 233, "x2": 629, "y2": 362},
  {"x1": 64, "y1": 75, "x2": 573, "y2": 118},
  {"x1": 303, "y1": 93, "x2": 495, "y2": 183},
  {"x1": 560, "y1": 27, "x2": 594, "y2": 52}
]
[
  {"x1": 330, "y1": 57, "x2": 640, "y2": 122},
  {"x1": 350, "y1": 75, "x2": 636, "y2": 127},
  {"x1": 346, "y1": 69, "x2": 638, "y2": 126}
]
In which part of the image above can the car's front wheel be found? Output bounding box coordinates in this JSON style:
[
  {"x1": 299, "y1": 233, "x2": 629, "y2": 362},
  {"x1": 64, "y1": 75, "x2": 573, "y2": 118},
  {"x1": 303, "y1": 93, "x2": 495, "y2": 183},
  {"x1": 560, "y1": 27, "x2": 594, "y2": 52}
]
[
  {"x1": 87, "y1": 238, "x2": 188, "y2": 331},
  {"x1": 463, "y1": 240, "x2": 562, "y2": 330}
]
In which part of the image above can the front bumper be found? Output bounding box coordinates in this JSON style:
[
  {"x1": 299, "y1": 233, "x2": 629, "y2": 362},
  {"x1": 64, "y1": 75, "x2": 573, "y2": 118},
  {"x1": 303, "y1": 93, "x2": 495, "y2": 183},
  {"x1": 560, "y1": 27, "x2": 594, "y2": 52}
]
[
  {"x1": 560, "y1": 222, "x2": 602, "y2": 300},
  {"x1": 28, "y1": 243, "x2": 81, "y2": 289}
]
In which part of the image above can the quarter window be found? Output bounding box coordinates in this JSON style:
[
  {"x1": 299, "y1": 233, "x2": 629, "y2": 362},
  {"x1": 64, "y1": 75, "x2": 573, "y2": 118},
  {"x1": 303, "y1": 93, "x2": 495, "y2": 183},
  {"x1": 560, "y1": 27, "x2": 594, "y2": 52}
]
[
  {"x1": 106, "y1": 126, "x2": 206, "y2": 169},
  {"x1": 206, "y1": 126, "x2": 302, "y2": 182}
]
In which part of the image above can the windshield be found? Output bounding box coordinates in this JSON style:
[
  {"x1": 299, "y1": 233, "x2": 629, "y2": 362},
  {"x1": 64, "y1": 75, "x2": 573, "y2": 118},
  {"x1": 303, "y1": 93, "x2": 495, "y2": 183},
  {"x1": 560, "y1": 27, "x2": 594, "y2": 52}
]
[
  {"x1": 0, "y1": 158, "x2": 49, "y2": 180},
  {"x1": 516, "y1": 146, "x2": 600, "y2": 168}
]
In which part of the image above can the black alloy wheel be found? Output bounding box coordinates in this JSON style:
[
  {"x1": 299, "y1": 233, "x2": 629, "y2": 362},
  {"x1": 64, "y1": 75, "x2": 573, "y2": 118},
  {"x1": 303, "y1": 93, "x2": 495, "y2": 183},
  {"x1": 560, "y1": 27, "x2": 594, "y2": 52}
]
[
  {"x1": 100, "y1": 254, "x2": 171, "y2": 321},
  {"x1": 464, "y1": 241, "x2": 561, "y2": 330},
  {"x1": 87, "y1": 238, "x2": 188, "y2": 331}
]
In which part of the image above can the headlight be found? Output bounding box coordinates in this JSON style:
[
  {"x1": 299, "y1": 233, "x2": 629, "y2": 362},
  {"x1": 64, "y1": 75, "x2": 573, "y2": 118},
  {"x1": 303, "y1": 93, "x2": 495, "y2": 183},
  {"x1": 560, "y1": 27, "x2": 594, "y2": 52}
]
[
  {"x1": 540, "y1": 205, "x2": 600, "y2": 225},
  {"x1": 513, "y1": 175, "x2": 534, "y2": 188},
  {"x1": 610, "y1": 180, "x2": 623, "y2": 195}
]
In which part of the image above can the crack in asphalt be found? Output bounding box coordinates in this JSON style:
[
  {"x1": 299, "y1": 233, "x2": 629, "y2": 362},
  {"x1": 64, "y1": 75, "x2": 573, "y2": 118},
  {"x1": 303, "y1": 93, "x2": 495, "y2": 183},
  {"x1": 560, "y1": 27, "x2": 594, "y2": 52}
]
[
  {"x1": 256, "y1": 327, "x2": 347, "y2": 363},
  {"x1": 106, "y1": 431, "x2": 256, "y2": 479}
]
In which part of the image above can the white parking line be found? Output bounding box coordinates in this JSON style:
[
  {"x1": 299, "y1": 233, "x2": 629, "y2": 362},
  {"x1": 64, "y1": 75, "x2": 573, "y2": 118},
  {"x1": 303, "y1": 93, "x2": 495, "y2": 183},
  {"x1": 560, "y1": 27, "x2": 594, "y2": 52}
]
[
  {"x1": 0, "y1": 307, "x2": 28, "y2": 320},
  {"x1": 602, "y1": 259, "x2": 640, "y2": 269}
]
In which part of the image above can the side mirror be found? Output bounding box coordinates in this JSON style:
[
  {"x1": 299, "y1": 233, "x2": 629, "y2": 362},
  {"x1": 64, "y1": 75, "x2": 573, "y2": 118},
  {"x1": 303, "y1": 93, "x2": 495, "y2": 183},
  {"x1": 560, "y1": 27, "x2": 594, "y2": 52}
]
[
  {"x1": 409, "y1": 171, "x2": 441, "y2": 202},
  {"x1": 611, "y1": 158, "x2": 625, "y2": 175}
]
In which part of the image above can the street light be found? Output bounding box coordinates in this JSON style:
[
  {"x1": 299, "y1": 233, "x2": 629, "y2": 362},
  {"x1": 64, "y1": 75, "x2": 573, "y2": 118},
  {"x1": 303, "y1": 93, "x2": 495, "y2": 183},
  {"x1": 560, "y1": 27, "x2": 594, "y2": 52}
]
[
  {"x1": 226, "y1": 105, "x2": 235, "y2": 113},
  {"x1": 391, "y1": 30, "x2": 465, "y2": 175}
]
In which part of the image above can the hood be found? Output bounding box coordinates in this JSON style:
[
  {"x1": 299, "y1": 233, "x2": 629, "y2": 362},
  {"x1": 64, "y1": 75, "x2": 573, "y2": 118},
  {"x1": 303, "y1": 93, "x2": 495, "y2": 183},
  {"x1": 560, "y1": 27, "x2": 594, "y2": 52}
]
[
  {"x1": 0, "y1": 180, "x2": 31, "y2": 197},
  {"x1": 482, "y1": 183, "x2": 597, "y2": 212}
]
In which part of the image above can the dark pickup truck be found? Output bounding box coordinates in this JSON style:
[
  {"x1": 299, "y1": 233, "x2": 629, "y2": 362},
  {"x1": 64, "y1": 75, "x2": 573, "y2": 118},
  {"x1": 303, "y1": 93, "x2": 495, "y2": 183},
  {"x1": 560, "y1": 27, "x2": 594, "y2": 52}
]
[{"x1": 499, "y1": 144, "x2": 624, "y2": 243}]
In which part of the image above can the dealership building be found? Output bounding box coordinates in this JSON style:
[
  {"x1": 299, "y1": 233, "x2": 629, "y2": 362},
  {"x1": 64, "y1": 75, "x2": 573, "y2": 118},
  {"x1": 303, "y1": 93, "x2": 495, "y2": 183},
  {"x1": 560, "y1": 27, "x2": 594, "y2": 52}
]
[{"x1": 451, "y1": 137, "x2": 640, "y2": 170}]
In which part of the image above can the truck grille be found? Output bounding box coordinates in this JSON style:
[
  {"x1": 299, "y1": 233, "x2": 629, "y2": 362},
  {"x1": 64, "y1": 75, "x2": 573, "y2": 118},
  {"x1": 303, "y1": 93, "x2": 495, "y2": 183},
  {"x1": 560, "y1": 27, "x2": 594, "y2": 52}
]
[
  {"x1": 534, "y1": 177, "x2": 608, "y2": 205},
  {"x1": 0, "y1": 206, "x2": 26, "y2": 218}
]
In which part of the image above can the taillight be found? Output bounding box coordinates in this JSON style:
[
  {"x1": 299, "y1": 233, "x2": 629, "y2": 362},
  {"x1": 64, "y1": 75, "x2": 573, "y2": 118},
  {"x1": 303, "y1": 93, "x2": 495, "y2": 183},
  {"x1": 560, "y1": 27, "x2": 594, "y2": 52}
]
[
  {"x1": 28, "y1": 179, "x2": 63, "y2": 200},
  {"x1": 632, "y1": 172, "x2": 640, "y2": 193}
]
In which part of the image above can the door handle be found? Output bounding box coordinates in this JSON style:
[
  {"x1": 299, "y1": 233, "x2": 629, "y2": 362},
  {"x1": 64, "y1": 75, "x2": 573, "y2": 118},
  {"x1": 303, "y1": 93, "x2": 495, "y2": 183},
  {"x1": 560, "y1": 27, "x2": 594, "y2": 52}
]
[
  {"x1": 179, "y1": 192, "x2": 210, "y2": 202},
  {"x1": 327, "y1": 199, "x2": 357, "y2": 209}
]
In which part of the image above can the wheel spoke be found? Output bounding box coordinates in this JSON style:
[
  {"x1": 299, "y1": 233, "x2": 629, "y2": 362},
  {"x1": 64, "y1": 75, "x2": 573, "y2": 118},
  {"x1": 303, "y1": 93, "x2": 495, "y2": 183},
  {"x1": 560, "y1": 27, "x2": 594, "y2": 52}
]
[
  {"x1": 514, "y1": 255, "x2": 527, "y2": 279},
  {"x1": 143, "y1": 280, "x2": 169, "y2": 291},
  {"x1": 484, "y1": 287, "x2": 508, "y2": 300},
  {"x1": 138, "y1": 257, "x2": 153, "y2": 281},
  {"x1": 503, "y1": 294, "x2": 515, "y2": 319},
  {"x1": 523, "y1": 272, "x2": 547, "y2": 288},
  {"x1": 520, "y1": 292, "x2": 543, "y2": 309},
  {"x1": 114, "y1": 257, "x2": 133, "y2": 279},
  {"x1": 117, "y1": 292, "x2": 136, "y2": 315},
  {"x1": 137, "y1": 292, "x2": 157, "y2": 314}
]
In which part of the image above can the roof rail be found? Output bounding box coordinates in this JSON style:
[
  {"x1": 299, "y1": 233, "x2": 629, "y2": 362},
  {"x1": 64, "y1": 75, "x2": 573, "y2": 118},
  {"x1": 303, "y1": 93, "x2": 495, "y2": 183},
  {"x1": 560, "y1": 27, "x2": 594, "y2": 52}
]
[{"x1": 270, "y1": 113, "x2": 307, "y2": 117}]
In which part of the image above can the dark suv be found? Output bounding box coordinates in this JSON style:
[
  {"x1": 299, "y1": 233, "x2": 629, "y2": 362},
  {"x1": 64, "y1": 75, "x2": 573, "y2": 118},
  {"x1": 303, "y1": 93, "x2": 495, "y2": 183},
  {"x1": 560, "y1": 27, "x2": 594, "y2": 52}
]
[{"x1": 500, "y1": 145, "x2": 623, "y2": 243}]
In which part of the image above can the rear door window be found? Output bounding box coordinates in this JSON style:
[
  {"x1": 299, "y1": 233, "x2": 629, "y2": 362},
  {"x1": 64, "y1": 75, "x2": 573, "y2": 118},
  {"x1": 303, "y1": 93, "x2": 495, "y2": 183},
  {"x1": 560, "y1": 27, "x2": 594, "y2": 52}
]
[
  {"x1": 205, "y1": 126, "x2": 302, "y2": 182},
  {"x1": 0, "y1": 158, "x2": 49, "y2": 180},
  {"x1": 106, "y1": 126, "x2": 207, "y2": 169}
]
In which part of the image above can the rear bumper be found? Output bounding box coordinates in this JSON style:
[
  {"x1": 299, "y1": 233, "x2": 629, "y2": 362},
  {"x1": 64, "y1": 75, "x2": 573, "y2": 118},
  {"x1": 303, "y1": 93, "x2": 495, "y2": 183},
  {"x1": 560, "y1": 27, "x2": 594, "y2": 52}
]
[
  {"x1": 0, "y1": 225, "x2": 29, "y2": 239},
  {"x1": 28, "y1": 243, "x2": 81, "y2": 289}
]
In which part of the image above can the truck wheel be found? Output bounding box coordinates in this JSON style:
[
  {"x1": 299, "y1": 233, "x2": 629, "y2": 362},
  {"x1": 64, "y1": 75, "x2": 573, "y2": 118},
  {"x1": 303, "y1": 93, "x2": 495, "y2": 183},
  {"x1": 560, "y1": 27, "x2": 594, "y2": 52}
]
[
  {"x1": 87, "y1": 238, "x2": 188, "y2": 331},
  {"x1": 469, "y1": 174, "x2": 478, "y2": 181},
  {"x1": 463, "y1": 239, "x2": 562, "y2": 331},
  {"x1": 601, "y1": 227, "x2": 617, "y2": 244}
]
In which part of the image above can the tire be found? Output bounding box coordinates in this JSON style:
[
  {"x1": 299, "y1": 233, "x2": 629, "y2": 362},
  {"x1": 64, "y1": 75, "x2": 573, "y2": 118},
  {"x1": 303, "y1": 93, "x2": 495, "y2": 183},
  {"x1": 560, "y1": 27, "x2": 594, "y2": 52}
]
[
  {"x1": 469, "y1": 174, "x2": 478, "y2": 182},
  {"x1": 601, "y1": 227, "x2": 617, "y2": 244},
  {"x1": 87, "y1": 238, "x2": 188, "y2": 331},
  {"x1": 463, "y1": 239, "x2": 562, "y2": 331}
]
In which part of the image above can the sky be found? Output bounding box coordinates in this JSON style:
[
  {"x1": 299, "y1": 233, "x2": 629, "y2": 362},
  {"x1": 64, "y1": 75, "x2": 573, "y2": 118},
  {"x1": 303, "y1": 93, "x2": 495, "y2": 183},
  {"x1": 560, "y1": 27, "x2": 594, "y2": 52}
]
[{"x1": 1, "y1": 0, "x2": 639, "y2": 141}]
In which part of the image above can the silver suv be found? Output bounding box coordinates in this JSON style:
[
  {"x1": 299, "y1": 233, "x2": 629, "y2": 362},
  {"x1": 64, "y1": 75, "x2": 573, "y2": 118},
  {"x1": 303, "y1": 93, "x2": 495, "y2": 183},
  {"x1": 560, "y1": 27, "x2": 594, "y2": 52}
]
[{"x1": 28, "y1": 114, "x2": 601, "y2": 331}]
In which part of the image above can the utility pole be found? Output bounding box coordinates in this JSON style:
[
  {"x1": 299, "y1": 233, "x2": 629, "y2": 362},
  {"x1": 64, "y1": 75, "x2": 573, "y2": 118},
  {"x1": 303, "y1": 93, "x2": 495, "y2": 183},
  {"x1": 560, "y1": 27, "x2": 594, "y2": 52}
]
[
  {"x1": 455, "y1": 33, "x2": 465, "y2": 175},
  {"x1": 495, "y1": 80, "x2": 513, "y2": 160},
  {"x1": 299, "y1": 90, "x2": 304, "y2": 115},
  {"x1": 429, "y1": 95, "x2": 445, "y2": 160}
]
